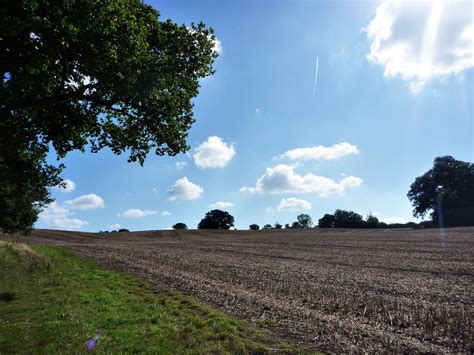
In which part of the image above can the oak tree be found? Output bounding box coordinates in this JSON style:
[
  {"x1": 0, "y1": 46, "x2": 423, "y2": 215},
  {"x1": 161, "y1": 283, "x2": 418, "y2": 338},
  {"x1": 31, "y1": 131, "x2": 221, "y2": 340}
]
[{"x1": 0, "y1": 0, "x2": 217, "y2": 233}]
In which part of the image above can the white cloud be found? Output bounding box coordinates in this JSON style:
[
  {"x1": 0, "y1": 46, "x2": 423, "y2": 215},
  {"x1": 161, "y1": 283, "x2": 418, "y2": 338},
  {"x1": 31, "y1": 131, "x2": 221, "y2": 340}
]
[
  {"x1": 176, "y1": 161, "x2": 188, "y2": 169},
  {"x1": 241, "y1": 164, "x2": 362, "y2": 197},
  {"x1": 193, "y1": 136, "x2": 236, "y2": 168},
  {"x1": 365, "y1": 0, "x2": 473, "y2": 93},
  {"x1": 213, "y1": 37, "x2": 222, "y2": 54},
  {"x1": 209, "y1": 201, "x2": 235, "y2": 209},
  {"x1": 121, "y1": 209, "x2": 158, "y2": 218},
  {"x1": 277, "y1": 197, "x2": 312, "y2": 212},
  {"x1": 38, "y1": 202, "x2": 88, "y2": 230},
  {"x1": 53, "y1": 179, "x2": 76, "y2": 192},
  {"x1": 160, "y1": 211, "x2": 172, "y2": 217},
  {"x1": 381, "y1": 216, "x2": 407, "y2": 224},
  {"x1": 280, "y1": 142, "x2": 359, "y2": 161},
  {"x1": 65, "y1": 194, "x2": 104, "y2": 210},
  {"x1": 109, "y1": 223, "x2": 121, "y2": 230},
  {"x1": 340, "y1": 176, "x2": 364, "y2": 188},
  {"x1": 169, "y1": 177, "x2": 203, "y2": 201}
]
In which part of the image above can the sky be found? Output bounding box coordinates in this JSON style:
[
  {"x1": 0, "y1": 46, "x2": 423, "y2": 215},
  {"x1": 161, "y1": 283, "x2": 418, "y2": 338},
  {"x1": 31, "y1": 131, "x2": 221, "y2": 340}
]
[{"x1": 36, "y1": 0, "x2": 473, "y2": 231}]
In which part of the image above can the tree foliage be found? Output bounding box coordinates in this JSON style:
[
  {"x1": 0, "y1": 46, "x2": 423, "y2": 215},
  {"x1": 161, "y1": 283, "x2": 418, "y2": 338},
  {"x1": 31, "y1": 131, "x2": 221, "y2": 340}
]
[
  {"x1": 407, "y1": 156, "x2": 474, "y2": 227},
  {"x1": 197, "y1": 210, "x2": 234, "y2": 230},
  {"x1": 172, "y1": 223, "x2": 188, "y2": 230},
  {"x1": 291, "y1": 214, "x2": 313, "y2": 228},
  {"x1": 333, "y1": 210, "x2": 364, "y2": 228},
  {"x1": 0, "y1": 0, "x2": 217, "y2": 233},
  {"x1": 365, "y1": 214, "x2": 380, "y2": 228},
  {"x1": 249, "y1": 224, "x2": 260, "y2": 230},
  {"x1": 318, "y1": 214, "x2": 335, "y2": 228}
]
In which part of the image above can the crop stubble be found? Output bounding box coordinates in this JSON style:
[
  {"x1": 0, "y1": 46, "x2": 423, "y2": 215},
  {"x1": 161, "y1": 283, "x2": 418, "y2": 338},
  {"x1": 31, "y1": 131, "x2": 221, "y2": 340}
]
[{"x1": 7, "y1": 227, "x2": 473, "y2": 353}]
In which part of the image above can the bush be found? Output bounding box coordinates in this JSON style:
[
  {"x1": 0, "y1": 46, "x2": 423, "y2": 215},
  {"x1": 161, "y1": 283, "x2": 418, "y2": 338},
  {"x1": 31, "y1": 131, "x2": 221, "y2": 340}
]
[
  {"x1": 249, "y1": 224, "x2": 260, "y2": 230},
  {"x1": 262, "y1": 224, "x2": 272, "y2": 230},
  {"x1": 118, "y1": 228, "x2": 130, "y2": 233}
]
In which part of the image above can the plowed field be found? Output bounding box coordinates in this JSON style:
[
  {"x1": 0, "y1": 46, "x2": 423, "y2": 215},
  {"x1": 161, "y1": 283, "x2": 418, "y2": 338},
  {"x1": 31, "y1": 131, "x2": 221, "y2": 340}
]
[{"x1": 6, "y1": 227, "x2": 473, "y2": 353}]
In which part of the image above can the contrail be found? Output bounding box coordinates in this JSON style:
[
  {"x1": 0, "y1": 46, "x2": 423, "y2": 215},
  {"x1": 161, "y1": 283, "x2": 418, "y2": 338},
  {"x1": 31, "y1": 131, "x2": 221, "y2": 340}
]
[{"x1": 312, "y1": 56, "x2": 319, "y2": 96}]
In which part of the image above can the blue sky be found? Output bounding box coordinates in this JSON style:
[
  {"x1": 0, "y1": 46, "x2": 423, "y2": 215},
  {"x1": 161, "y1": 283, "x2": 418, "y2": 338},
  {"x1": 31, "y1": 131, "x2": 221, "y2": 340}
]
[{"x1": 36, "y1": 0, "x2": 473, "y2": 231}]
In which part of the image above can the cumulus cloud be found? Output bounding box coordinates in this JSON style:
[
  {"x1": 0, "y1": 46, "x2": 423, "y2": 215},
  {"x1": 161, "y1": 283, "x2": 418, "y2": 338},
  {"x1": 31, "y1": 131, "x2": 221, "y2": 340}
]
[
  {"x1": 65, "y1": 194, "x2": 104, "y2": 210},
  {"x1": 277, "y1": 197, "x2": 312, "y2": 212},
  {"x1": 121, "y1": 209, "x2": 158, "y2": 218},
  {"x1": 193, "y1": 136, "x2": 236, "y2": 168},
  {"x1": 176, "y1": 161, "x2": 188, "y2": 169},
  {"x1": 160, "y1": 211, "x2": 172, "y2": 217},
  {"x1": 169, "y1": 177, "x2": 203, "y2": 201},
  {"x1": 340, "y1": 176, "x2": 364, "y2": 188},
  {"x1": 365, "y1": 0, "x2": 473, "y2": 93},
  {"x1": 240, "y1": 164, "x2": 362, "y2": 197},
  {"x1": 53, "y1": 179, "x2": 76, "y2": 192},
  {"x1": 109, "y1": 223, "x2": 121, "y2": 229},
  {"x1": 280, "y1": 142, "x2": 359, "y2": 161},
  {"x1": 209, "y1": 201, "x2": 235, "y2": 209},
  {"x1": 38, "y1": 202, "x2": 88, "y2": 230}
]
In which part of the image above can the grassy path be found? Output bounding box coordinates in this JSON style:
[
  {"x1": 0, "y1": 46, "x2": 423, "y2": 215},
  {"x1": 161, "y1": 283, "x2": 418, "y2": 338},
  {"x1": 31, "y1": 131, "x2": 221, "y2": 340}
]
[{"x1": 0, "y1": 242, "x2": 288, "y2": 353}]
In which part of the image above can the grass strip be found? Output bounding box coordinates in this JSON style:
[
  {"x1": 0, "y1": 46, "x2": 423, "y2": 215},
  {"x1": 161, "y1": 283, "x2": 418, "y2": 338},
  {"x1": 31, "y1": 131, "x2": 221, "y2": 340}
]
[{"x1": 0, "y1": 242, "x2": 290, "y2": 353}]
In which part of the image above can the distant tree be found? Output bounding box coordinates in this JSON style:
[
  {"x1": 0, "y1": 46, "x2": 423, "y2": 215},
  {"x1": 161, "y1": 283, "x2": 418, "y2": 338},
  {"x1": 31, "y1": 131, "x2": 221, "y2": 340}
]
[
  {"x1": 0, "y1": 1, "x2": 217, "y2": 234},
  {"x1": 365, "y1": 214, "x2": 380, "y2": 229},
  {"x1": 296, "y1": 214, "x2": 313, "y2": 228},
  {"x1": 318, "y1": 214, "x2": 335, "y2": 228},
  {"x1": 172, "y1": 223, "x2": 188, "y2": 230},
  {"x1": 274, "y1": 222, "x2": 282, "y2": 229},
  {"x1": 197, "y1": 210, "x2": 234, "y2": 230},
  {"x1": 262, "y1": 224, "x2": 273, "y2": 230},
  {"x1": 284, "y1": 223, "x2": 291, "y2": 229},
  {"x1": 111, "y1": 230, "x2": 118, "y2": 233},
  {"x1": 118, "y1": 228, "x2": 130, "y2": 233},
  {"x1": 291, "y1": 221, "x2": 301, "y2": 229},
  {"x1": 408, "y1": 156, "x2": 474, "y2": 227},
  {"x1": 333, "y1": 210, "x2": 364, "y2": 228},
  {"x1": 249, "y1": 224, "x2": 260, "y2": 230}
]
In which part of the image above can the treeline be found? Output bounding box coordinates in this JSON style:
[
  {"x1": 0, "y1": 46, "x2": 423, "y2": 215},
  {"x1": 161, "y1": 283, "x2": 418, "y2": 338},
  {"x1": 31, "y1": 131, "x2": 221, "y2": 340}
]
[
  {"x1": 170, "y1": 209, "x2": 436, "y2": 231},
  {"x1": 98, "y1": 228, "x2": 130, "y2": 233},
  {"x1": 252, "y1": 211, "x2": 432, "y2": 230}
]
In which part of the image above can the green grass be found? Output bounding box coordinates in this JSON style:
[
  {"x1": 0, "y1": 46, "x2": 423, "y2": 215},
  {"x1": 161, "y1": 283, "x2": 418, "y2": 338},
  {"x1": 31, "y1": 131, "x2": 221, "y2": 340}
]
[{"x1": 0, "y1": 242, "x2": 290, "y2": 354}]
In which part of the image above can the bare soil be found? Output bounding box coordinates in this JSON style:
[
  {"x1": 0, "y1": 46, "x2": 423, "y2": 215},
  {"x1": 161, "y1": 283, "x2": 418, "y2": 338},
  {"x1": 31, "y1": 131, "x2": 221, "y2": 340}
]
[{"x1": 5, "y1": 227, "x2": 473, "y2": 353}]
